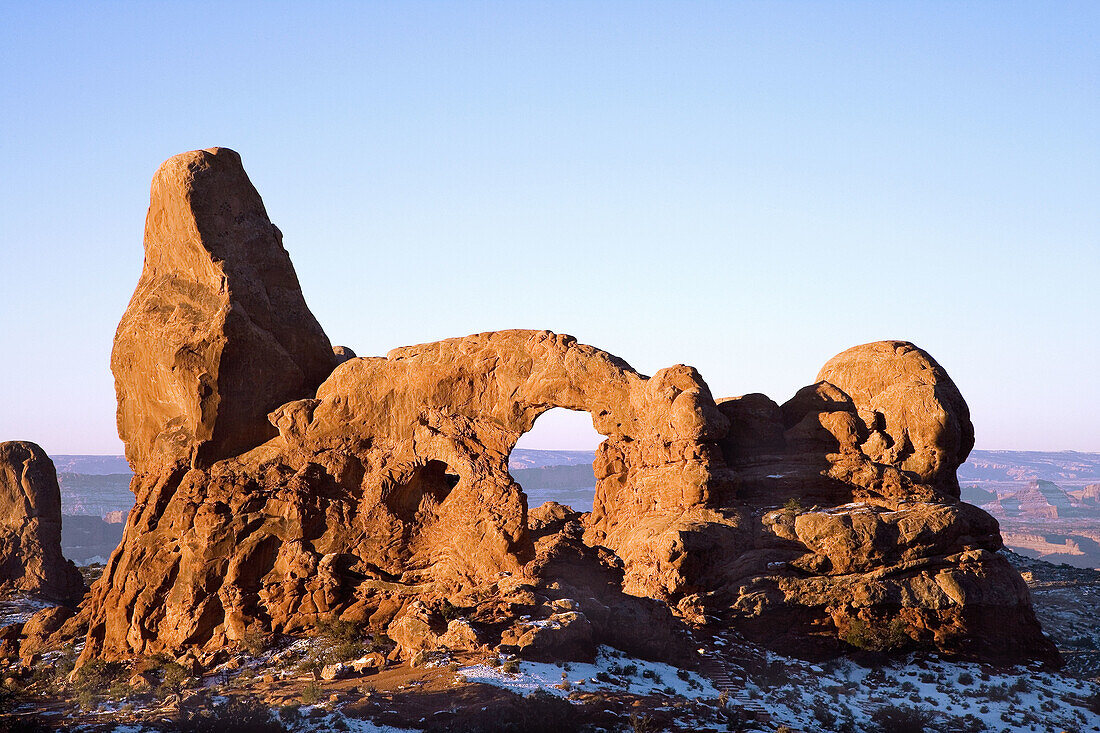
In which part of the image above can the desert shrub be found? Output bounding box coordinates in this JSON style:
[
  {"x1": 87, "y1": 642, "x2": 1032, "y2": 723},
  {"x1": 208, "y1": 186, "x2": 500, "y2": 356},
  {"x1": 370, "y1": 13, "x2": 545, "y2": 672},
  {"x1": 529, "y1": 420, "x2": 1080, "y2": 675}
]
[
  {"x1": 438, "y1": 599, "x2": 465, "y2": 622},
  {"x1": 72, "y1": 660, "x2": 128, "y2": 699},
  {"x1": 369, "y1": 632, "x2": 395, "y2": 654},
  {"x1": 0, "y1": 681, "x2": 61, "y2": 732},
  {"x1": 621, "y1": 663, "x2": 638, "y2": 677},
  {"x1": 784, "y1": 497, "x2": 804, "y2": 514},
  {"x1": 957, "y1": 671, "x2": 974, "y2": 686},
  {"x1": 300, "y1": 681, "x2": 321, "y2": 705},
  {"x1": 677, "y1": 668, "x2": 691, "y2": 681},
  {"x1": 870, "y1": 704, "x2": 936, "y2": 733},
  {"x1": 842, "y1": 618, "x2": 910, "y2": 651},
  {"x1": 501, "y1": 659, "x2": 520, "y2": 674},
  {"x1": 241, "y1": 630, "x2": 268, "y2": 656},
  {"x1": 312, "y1": 618, "x2": 365, "y2": 663},
  {"x1": 298, "y1": 656, "x2": 322, "y2": 677},
  {"x1": 176, "y1": 695, "x2": 285, "y2": 733},
  {"x1": 147, "y1": 653, "x2": 192, "y2": 694},
  {"x1": 811, "y1": 699, "x2": 837, "y2": 727},
  {"x1": 0, "y1": 714, "x2": 57, "y2": 733},
  {"x1": 629, "y1": 712, "x2": 657, "y2": 733}
]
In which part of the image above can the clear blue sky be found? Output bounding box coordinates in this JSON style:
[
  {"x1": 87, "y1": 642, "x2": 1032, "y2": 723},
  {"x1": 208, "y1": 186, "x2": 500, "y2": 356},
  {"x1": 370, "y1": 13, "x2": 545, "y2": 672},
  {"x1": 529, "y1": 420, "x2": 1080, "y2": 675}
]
[{"x1": 1, "y1": 2, "x2": 1097, "y2": 454}]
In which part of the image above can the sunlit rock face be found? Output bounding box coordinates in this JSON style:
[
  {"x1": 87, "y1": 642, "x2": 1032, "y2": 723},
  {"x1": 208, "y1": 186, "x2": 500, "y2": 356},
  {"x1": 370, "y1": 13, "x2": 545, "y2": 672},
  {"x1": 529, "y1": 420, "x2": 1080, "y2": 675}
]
[
  {"x1": 111, "y1": 147, "x2": 338, "y2": 474},
  {"x1": 0, "y1": 441, "x2": 84, "y2": 603},
  {"x1": 70, "y1": 148, "x2": 1057, "y2": 668}
]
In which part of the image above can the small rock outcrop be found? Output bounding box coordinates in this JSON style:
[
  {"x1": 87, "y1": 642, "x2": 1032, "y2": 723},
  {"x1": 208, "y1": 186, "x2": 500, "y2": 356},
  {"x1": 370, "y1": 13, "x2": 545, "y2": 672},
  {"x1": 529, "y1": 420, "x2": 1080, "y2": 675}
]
[
  {"x1": 67, "y1": 148, "x2": 1057, "y2": 669},
  {"x1": 0, "y1": 442, "x2": 84, "y2": 602}
]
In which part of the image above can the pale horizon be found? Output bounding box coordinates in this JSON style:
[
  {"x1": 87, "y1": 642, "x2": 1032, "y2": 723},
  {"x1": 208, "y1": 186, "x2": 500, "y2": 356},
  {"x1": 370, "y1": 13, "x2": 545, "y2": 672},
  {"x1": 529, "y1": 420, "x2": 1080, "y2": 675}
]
[{"x1": 2, "y1": 3, "x2": 1097, "y2": 455}]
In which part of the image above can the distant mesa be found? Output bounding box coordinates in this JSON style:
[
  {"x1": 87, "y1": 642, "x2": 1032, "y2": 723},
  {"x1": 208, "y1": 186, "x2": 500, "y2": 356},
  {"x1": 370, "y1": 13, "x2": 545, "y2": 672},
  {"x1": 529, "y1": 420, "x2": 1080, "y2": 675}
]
[
  {"x1": 0, "y1": 442, "x2": 85, "y2": 603},
  {"x1": 22, "y1": 148, "x2": 1059, "y2": 671}
]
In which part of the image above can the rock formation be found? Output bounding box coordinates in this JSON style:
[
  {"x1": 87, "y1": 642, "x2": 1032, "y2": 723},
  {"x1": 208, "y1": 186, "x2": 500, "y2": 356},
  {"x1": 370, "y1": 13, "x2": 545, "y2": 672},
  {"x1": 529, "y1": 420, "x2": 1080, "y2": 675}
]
[
  {"x1": 62, "y1": 148, "x2": 1058, "y2": 669},
  {"x1": 111, "y1": 147, "x2": 338, "y2": 473},
  {"x1": 0, "y1": 441, "x2": 84, "y2": 602}
]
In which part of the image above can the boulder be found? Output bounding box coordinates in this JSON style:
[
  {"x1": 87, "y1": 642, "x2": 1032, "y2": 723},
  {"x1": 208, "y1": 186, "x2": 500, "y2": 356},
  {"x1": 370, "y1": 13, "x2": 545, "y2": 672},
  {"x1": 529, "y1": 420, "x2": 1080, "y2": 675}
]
[
  {"x1": 386, "y1": 602, "x2": 440, "y2": 659},
  {"x1": 0, "y1": 442, "x2": 84, "y2": 602},
  {"x1": 438, "y1": 619, "x2": 482, "y2": 651},
  {"x1": 503, "y1": 611, "x2": 595, "y2": 662},
  {"x1": 816, "y1": 340, "x2": 974, "y2": 498},
  {"x1": 320, "y1": 662, "x2": 351, "y2": 681}
]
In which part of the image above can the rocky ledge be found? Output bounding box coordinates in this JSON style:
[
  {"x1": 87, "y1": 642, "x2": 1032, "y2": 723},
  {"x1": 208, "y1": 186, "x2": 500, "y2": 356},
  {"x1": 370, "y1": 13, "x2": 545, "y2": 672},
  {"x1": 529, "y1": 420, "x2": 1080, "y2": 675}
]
[{"x1": 11, "y1": 147, "x2": 1058, "y2": 673}]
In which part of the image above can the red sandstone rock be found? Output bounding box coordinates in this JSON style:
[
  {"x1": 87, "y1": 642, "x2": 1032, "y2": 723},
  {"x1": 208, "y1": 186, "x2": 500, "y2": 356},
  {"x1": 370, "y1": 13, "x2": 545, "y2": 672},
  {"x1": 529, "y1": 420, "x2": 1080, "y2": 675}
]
[
  {"x1": 112, "y1": 148, "x2": 337, "y2": 473},
  {"x1": 68, "y1": 149, "x2": 1057, "y2": 670},
  {"x1": 816, "y1": 340, "x2": 974, "y2": 498},
  {"x1": 0, "y1": 442, "x2": 84, "y2": 603}
]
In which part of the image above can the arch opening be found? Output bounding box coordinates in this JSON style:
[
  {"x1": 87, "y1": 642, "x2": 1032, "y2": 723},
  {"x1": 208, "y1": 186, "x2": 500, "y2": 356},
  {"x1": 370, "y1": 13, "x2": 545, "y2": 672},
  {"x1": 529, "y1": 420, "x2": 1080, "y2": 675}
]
[{"x1": 509, "y1": 408, "x2": 602, "y2": 513}]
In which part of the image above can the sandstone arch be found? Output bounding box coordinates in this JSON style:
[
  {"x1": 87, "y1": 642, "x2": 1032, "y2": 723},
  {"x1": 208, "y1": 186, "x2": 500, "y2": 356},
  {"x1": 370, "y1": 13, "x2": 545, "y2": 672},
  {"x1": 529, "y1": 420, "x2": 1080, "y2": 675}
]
[
  {"x1": 66, "y1": 148, "x2": 1057, "y2": 667},
  {"x1": 271, "y1": 329, "x2": 730, "y2": 588}
]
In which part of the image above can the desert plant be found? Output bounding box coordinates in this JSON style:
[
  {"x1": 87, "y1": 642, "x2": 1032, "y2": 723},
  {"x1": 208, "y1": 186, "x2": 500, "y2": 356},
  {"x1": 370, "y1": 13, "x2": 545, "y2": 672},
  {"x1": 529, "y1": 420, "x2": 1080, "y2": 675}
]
[
  {"x1": 176, "y1": 695, "x2": 286, "y2": 732},
  {"x1": 72, "y1": 659, "x2": 128, "y2": 703},
  {"x1": 842, "y1": 617, "x2": 910, "y2": 651},
  {"x1": 299, "y1": 681, "x2": 321, "y2": 706},
  {"x1": 241, "y1": 630, "x2": 268, "y2": 656},
  {"x1": 312, "y1": 618, "x2": 366, "y2": 663},
  {"x1": 783, "y1": 497, "x2": 804, "y2": 514},
  {"x1": 439, "y1": 598, "x2": 465, "y2": 622},
  {"x1": 147, "y1": 653, "x2": 192, "y2": 694},
  {"x1": 870, "y1": 704, "x2": 936, "y2": 733},
  {"x1": 812, "y1": 699, "x2": 837, "y2": 727}
]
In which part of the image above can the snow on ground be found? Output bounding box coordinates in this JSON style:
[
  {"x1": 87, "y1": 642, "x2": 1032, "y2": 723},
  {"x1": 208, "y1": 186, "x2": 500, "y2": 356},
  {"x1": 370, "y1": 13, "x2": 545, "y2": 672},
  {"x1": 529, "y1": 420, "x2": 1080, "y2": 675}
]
[
  {"x1": 458, "y1": 646, "x2": 717, "y2": 699},
  {"x1": 454, "y1": 640, "x2": 1098, "y2": 733},
  {"x1": 280, "y1": 711, "x2": 421, "y2": 733},
  {"x1": 104, "y1": 710, "x2": 421, "y2": 733},
  {"x1": 0, "y1": 592, "x2": 54, "y2": 625},
  {"x1": 738, "y1": 649, "x2": 1100, "y2": 733}
]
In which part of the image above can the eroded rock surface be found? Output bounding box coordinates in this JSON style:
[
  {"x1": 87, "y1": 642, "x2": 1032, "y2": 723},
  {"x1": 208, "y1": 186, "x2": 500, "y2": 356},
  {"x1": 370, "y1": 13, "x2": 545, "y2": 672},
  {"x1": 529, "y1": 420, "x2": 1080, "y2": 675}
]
[
  {"x1": 112, "y1": 147, "x2": 338, "y2": 474},
  {"x1": 0, "y1": 442, "x2": 84, "y2": 602},
  {"x1": 66, "y1": 148, "x2": 1057, "y2": 669}
]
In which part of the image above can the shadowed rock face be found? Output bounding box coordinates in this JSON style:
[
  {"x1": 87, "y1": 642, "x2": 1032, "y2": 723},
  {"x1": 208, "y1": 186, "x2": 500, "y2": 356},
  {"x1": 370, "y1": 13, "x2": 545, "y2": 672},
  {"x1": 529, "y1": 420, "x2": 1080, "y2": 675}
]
[
  {"x1": 0, "y1": 442, "x2": 84, "y2": 603},
  {"x1": 67, "y1": 148, "x2": 1057, "y2": 668},
  {"x1": 112, "y1": 147, "x2": 338, "y2": 473}
]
